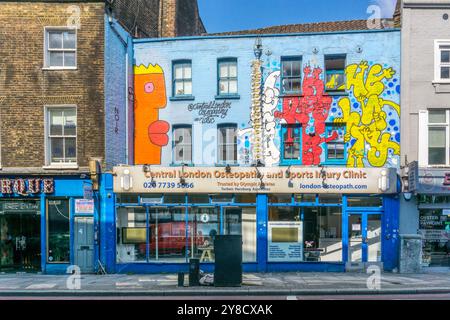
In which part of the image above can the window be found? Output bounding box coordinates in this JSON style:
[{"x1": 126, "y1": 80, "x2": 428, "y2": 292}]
[
  {"x1": 428, "y1": 110, "x2": 449, "y2": 165},
  {"x1": 303, "y1": 207, "x2": 343, "y2": 262},
  {"x1": 44, "y1": 28, "x2": 76, "y2": 68},
  {"x1": 325, "y1": 55, "x2": 346, "y2": 92},
  {"x1": 116, "y1": 207, "x2": 147, "y2": 263},
  {"x1": 419, "y1": 209, "x2": 450, "y2": 267},
  {"x1": 325, "y1": 124, "x2": 346, "y2": 163},
  {"x1": 435, "y1": 40, "x2": 450, "y2": 82},
  {"x1": 47, "y1": 199, "x2": 70, "y2": 263},
  {"x1": 172, "y1": 125, "x2": 192, "y2": 164},
  {"x1": 281, "y1": 124, "x2": 301, "y2": 163},
  {"x1": 217, "y1": 124, "x2": 237, "y2": 164},
  {"x1": 281, "y1": 57, "x2": 302, "y2": 94},
  {"x1": 46, "y1": 107, "x2": 77, "y2": 165},
  {"x1": 218, "y1": 58, "x2": 238, "y2": 96},
  {"x1": 172, "y1": 60, "x2": 192, "y2": 97}
]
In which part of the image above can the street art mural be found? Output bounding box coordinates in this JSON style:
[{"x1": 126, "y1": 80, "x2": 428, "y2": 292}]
[
  {"x1": 134, "y1": 64, "x2": 169, "y2": 165},
  {"x1": 273, "y1": 66, "x2": 338, "y2": 166},
  {"x1": 333, "y1": 61, "x2": 400, "y2": 167}
]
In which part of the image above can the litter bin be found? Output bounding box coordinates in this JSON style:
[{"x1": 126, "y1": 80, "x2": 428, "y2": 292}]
[
  {"x1": 214, "y1": 235, "x2": 242, "y2": 287},
  {"x1": 189, "y1": 258, "x2": 200, "y2": 286}
]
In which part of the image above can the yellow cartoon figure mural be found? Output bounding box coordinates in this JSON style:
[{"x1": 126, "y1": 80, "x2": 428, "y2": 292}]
[{"x1": 334, "y1": 61, "x2": 400, "y2": 167}]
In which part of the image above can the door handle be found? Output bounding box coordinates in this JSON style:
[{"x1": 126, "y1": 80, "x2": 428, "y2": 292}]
[{"x1": 80, "y1": 246, "x2": 90, "y2": 250}]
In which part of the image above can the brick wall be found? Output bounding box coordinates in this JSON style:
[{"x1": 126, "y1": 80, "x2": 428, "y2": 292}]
[
  {"x1": 176, "y1": 0, "x2": 206, "y2": 36},
  {"x1": 109, "y1": 0, "x2": 160, "y2": 38},
  {"x1": 0, "y1": 2, "x2": 105, "y2": 169},
  {"x1": 109, "y1": 0, "x2": 205, "y2": 38}
]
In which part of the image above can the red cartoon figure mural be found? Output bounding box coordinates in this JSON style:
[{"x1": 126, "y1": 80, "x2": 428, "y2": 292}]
[
  {"x1": 275, "y1": 66, "x2": 338, "y2": 165},
  {"x1": 134, "y1": 64, "x2": 169, "y2": 165}
]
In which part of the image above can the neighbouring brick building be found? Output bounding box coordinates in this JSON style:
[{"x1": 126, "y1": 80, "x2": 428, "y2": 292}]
[{"x1": 0, "y1": 0, "x2": 205, "y2": 274}]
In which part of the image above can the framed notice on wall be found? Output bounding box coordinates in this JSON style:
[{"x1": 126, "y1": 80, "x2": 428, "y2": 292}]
[
  {"x1": 75, "y1": 199, "x2": 95, "y2": 214},
  {"x1": 268, "y1": 221, "x2": 303, "y2": 262}
]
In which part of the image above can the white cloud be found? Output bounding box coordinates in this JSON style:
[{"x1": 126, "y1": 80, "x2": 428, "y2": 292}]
[{"x1": 372, "y1": 0, "x2": 397, "y2": 18}]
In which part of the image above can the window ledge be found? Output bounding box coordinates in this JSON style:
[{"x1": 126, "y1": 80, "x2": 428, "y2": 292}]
[
  {"x1": 170, "y1": 163, "x2": 194, "y2": 167},
  {"x1": 325, "y1": 91, "x2": 349, "y2": 96},
  {"x1": 215, "y1": 95, "x2": 240, "y2": 100},
  {"x1": 432, "y1": 80, "x2": 450, "y2": 84},
  {"x1": 42, "y1": 67, "x2": 78, "y2": 71},
  {"x1": 43, "y1": 164, "x2": 79, "y2": 170},
  {"x1": 215, "y1": 163, "x2": 240, "y2": 167},
  {"x1": 169, "y1": 96, "x2": 195, "y2": 101}
]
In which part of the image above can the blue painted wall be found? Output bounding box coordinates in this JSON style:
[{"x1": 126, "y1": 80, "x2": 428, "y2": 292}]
[
  {"x1": 104, "y1": 15, "x2": 134, "y2": 169},
  {"x1": 132, "y1": 30, "x2": 401, "y2": 169}
]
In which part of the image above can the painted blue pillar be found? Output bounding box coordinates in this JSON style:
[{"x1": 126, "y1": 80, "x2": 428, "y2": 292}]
[
  {"x1": 342, "y1": 195, "x2": 349, "y2": 263},
  {"x1": 100, "y1": 173, "x2": 116, "y2": 273},
  {"x1": 382, "y1": 195, "x2": 400, "y2": 271},
  {"x1": 256, "y1": 194, "x2": 268, "y2": 272},
  {"x1": 40, "y1": 193, "x2": 47, "y2": 273}
]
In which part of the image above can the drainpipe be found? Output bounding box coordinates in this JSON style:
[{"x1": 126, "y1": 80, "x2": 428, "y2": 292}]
[{"x1": 108, "y1": 14, "x2": 130, "y2": 165}]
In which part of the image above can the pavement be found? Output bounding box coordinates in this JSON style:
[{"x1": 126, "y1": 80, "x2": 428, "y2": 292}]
[{"x1": 0, "y1": 271, "x2": 450, "y2": 296}]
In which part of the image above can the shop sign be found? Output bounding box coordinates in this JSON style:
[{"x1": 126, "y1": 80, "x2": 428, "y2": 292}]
[
  {"x1": 113, "y1": 166, "x2": 398, "y2": 194},
  {"x1": 268, "y1": 221, "x2": 303, "y2": 262},
  {"x1": 83, "y1": 184, "x2": 93, "y2": 200},
  {"x1": 0, "y1": 201, "x2": 40, "y2": 212},
  {"x1": 75, "y1": 199, "x2": 94, "y2": 214},
  {"x1": 0, "y1": 178, "x2": 54, "y2": 196},
  {"x1": 409, "y1": 163, "x2": 450, "y2": 194}
]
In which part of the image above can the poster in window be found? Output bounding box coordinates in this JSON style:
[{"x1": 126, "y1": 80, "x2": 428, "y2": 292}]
[{"x1": 268, "y1": 221, "x2": 303, "y2": 262}]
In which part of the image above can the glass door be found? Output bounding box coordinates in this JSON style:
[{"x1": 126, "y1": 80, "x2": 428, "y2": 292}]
[
  {"x1": 348, "y1": 214, "x2": 363, "y2": 263},
  {"x1": 348, "y1": 213, "x2": 382, "y2": 263}
]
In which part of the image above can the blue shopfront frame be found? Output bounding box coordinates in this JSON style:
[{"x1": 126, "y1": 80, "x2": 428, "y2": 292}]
[
  {"x1": 101, "y1": 173, "x2": 400, "y2": 273},
  {"x1": 43, "y1": 177, "x2": 100, "y2": 274},
  {"x1": 0, "y1": 176, "x2": 100, "y2": 274}
]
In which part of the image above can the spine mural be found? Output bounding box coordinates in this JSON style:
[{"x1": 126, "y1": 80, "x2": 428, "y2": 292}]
[{"x1": 134, "y1": 64, "x2": 170, "y2": 165}]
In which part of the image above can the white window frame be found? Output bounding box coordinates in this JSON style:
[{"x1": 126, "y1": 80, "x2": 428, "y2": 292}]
[
  {"x1": 43, "y1": 27, "x2": 77, "y2": 70},
  {"x1": 44, "y1": 105, "x2": 78, "y2": 169},
  {"x1": 418, "y1": 109, "x2": 450, "y2": 167},
  {"x1": 434, "y1": 40, "x2": 450, "y2": 83},
  {"x1": 172, "y1": 125, "x2": 193, "y2": 164},
  {"x1": 217, "y1": 124, "x2": 237, "y2": 164}
]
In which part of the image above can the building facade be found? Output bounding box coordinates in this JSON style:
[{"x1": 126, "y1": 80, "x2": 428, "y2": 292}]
[
  {"x1": 0, "y1": 0, "x2": 204, "y2": 274},
  {"x1": 401, "y1": 0, "x2": 450, "y2": 270},
  {"x1": 105, "y1": 28, "x2": 402, "y2": 273}
]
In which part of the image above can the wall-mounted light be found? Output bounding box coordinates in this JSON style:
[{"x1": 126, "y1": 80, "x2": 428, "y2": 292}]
[
  {"x1": 356, "y1": 46, "x2": 363, "y2": 53},
  {"x1": 312, "y1": 47, "x2": 319, "y2": 54},
  {"x1": 225, "y1": 164, "x2": 231, "y2": 173},
  {"x1": 121, "y1": 169, "x2": 132, "y2": 191},
  {"x1": 378, "y1": 169, "x2": 390, "y2": 192},
  {"x1": 254, "y1": 37, "x2": 263, "y2": 60}
]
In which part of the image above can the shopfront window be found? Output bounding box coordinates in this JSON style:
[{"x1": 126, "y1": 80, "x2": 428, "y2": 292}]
[
  {"x1": 0, "y1": 200, "x2": 41, "y2": 271},
  {"x1": 149, "y1": 207, "x2": 186, "y2": 262},
  {"x1": 188, "y1": 207, "x2": 219, "y2": 263},
  {"x1": 347, "y1": 196, "x2": 383, "y2": 207},
  {"x1": 116, "y1": 207, "x2": 147, "y2": 263},
  {"x1": 303, "y1": 207, "x2": 343, "y2": 262},
  {"x1": 47, "y1": 199, "x2": 70, "y2": 263},
  {"x1": 419, "y1": 209, "x2": 450, "y2": 267}
]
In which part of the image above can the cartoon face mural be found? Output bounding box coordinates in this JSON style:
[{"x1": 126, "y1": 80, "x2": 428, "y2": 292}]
[
  {"x1": 134, "y1": 64, "x2": 170, "y2": 165},
  {"x1": 333, "y1": 61, "x2": 400, "y2": 167}
]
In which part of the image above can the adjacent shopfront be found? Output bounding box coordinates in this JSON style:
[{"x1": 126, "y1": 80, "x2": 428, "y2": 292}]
[
  {"x1": 408, "y1": 163, "x2": 450, "y2": 268},
  {"x1": 106, "y1": 166, "x2": 400, "y2": 273},
  {"x1": 0, "y1": 175, "x2": 98, "y2": 273}
]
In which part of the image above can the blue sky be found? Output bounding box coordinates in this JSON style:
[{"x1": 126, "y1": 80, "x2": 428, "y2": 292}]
[{"x1": 198, "y1": 0, "x2": 398, "y2": 33}]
